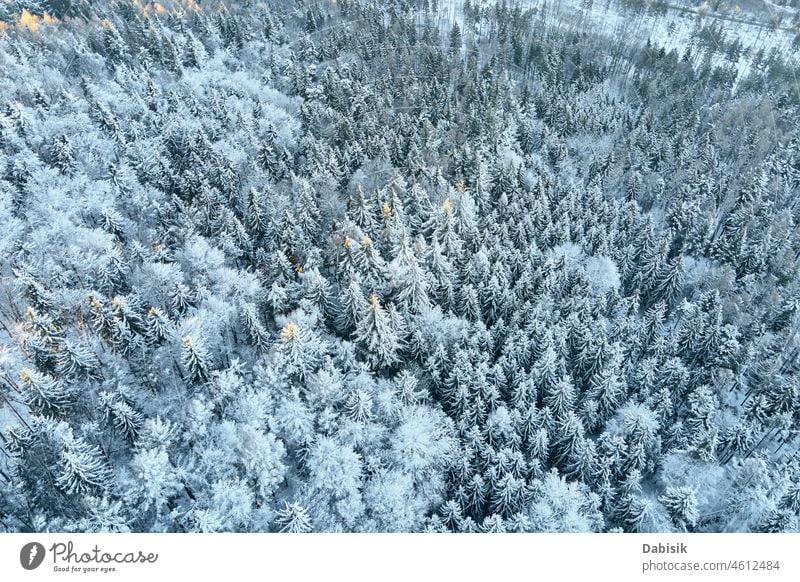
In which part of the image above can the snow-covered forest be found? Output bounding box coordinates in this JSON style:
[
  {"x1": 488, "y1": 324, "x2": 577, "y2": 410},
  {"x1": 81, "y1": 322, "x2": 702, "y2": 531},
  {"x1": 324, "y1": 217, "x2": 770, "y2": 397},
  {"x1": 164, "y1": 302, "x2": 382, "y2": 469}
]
[{"x1": 0, "y1": 0, "x2": 799, "y2": 533}]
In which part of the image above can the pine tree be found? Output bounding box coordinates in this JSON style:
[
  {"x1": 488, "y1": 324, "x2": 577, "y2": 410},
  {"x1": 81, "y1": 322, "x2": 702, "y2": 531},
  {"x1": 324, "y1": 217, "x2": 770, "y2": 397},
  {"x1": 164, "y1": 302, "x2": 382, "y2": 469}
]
[
  {"x1": 145, "y1": 307, "x2": 173, "y2": 345},
  {"x1": 545, "y1": 376, "x2": 576, "y2": 421},
  {"x1": 48, "y1": 135, "x2": 75, "y2": 174},
  {"x1": 181, "y1": 335, "x2": 211, "y2": 384},
  {"x1": 304, "y1": 269, "x2": 334, "y2": 319},
  {"x1": 55, "y1": 340, "x2": 101, "y2": 381},
  {"x1": 102, "y1": 20, "x2": 128, "y2": 67},
  {"x1": 19, "y1": 368, "x2": 73, "y2": 417},
  {"x1": 355, "y1": 292, "x2": 400, "y2": 370},
  {"x1": 276, "y1": 321, "x2": 324, "y2": 380},
  {"x1": 338, "y1": 278, "x2": 367, "y2": 334},
  {"x1": 660, "y1": 486, "x2": 698, "y2": 531},
  {"x1": 56, "y1": 435, "x2": 113, "y2": 495},
  {"x1": 275, "y1": 502, "x2": 313, "y2": 533},
  {"x1": 652, "y1": 256, "x2": 684, "y2": 307},
  {"x1": 396, "y1": 257, "x2": 431, "y2": 314},
  {"x1": 241, "y1": 302, "x2": 269, "y2": 353}
]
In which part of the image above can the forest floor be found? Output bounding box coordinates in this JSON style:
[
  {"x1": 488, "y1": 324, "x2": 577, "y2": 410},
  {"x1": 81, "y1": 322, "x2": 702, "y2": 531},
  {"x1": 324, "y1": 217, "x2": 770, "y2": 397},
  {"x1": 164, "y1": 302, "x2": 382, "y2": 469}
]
[{"x1": 443, "y1": 0, "x2": 798, "y2": 94}]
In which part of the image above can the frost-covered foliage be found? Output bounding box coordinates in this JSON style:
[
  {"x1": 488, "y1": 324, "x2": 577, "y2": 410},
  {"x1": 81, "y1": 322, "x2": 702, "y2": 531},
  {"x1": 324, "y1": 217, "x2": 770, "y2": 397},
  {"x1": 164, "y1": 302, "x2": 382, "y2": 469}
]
[{"x1": 0, "y1": 0, "x2": 799, "y2": 533}]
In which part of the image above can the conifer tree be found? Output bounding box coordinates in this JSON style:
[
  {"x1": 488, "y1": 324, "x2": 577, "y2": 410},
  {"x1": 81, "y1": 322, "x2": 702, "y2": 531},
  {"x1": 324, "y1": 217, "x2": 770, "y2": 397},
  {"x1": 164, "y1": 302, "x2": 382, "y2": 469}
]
[
  {"x1": 355, "y1": 292, "x2": 400, "y2": 370},
  {"x1": 182, "y1": 335, "x2": 211, "y2": 384},
  {"x1": 660, "y1": 486, "x2": 698, "y2": 531}
]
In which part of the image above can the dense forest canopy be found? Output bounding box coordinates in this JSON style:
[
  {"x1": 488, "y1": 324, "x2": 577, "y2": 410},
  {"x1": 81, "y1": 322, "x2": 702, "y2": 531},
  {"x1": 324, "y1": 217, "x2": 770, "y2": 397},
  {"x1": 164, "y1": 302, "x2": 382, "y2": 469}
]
[{"x1": 0, "y1": 0, "x2": 799, "y2": 532}]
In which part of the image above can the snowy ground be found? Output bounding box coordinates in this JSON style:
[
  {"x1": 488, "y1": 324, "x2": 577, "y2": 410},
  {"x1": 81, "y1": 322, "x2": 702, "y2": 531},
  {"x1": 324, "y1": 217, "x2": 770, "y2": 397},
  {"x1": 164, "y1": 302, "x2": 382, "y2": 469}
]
[{"x1": 441, "y1": 0, "x2": 798, "y2": 92}]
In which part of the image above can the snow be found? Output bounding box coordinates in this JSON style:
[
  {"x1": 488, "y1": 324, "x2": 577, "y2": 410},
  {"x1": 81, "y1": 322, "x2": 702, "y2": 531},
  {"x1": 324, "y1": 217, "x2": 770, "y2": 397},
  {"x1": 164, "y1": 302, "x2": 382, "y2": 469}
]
[{"x1": 442, "y1": 0, "x2": 799, "y2": 92}]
